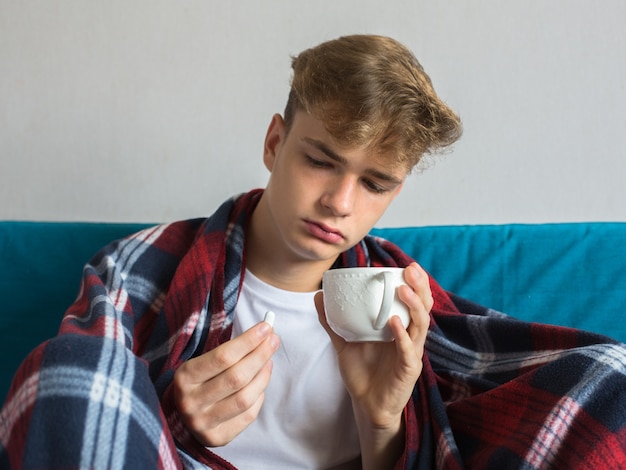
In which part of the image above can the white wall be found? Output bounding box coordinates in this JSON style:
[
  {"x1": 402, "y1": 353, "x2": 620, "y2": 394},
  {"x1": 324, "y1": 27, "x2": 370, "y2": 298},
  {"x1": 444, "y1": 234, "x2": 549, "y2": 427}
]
[{"x1": 1, "y1": 0, "x2": 625, "y2": 227}]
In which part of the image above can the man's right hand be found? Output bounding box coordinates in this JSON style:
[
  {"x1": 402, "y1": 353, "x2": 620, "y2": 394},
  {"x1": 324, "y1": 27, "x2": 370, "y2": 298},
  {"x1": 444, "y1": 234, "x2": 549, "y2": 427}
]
[{"x1": 172, "y1": 321, "x2": 280, "y2": 447}]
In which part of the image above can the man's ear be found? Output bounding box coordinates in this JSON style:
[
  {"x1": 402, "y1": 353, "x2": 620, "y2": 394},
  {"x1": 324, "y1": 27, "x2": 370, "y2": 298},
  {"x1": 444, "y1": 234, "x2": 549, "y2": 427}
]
[{"x1": 263, "y1": 113, "x2": 286, "y2": 171}]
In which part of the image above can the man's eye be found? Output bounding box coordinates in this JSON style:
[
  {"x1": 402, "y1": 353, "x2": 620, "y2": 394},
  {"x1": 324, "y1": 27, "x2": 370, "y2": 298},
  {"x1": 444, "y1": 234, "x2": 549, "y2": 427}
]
[
  {"x1": 305, "y1": 155, "x2": 332, "y2": 168},
  {"x1": 363, "y1": 179, "x2": 388, "y2": 194}
]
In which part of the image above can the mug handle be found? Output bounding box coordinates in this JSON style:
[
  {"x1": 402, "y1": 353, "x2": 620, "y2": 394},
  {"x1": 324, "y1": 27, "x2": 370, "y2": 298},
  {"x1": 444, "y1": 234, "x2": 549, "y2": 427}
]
[{"x1": 373, "y1": 271, "x2": 394, "y2": 330}]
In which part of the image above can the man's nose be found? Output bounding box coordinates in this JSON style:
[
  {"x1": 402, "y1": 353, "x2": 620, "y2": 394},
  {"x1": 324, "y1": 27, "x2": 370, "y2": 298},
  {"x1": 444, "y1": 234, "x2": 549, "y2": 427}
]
[{"x1": 321, "y1": 176, "x2": 356, "y2": 217}]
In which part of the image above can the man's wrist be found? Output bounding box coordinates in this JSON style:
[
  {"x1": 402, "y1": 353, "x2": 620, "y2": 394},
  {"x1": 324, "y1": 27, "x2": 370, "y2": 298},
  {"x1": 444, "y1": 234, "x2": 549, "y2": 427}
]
[{"x1": 354, "y1": 408, "x2": 405, "y2": 470}]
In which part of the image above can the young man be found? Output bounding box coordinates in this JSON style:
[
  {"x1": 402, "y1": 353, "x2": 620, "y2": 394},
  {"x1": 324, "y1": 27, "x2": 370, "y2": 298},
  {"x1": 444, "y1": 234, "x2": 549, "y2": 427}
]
[{"x1": 2, "y1": 35, "x2": 626, "y2": 470}]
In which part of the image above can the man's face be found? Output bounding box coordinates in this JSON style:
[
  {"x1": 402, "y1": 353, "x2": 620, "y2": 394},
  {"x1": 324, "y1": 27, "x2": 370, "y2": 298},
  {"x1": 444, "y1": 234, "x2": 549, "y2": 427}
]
[{"x1": 256, "y1": 111, "x2": 407, "y2": 267}]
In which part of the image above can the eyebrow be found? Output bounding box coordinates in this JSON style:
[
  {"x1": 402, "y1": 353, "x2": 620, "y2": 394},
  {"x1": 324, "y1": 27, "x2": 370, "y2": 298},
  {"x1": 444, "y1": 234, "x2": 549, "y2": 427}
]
[{"x1": 302, "y1": 137, "x2": 404, "y2": 185}]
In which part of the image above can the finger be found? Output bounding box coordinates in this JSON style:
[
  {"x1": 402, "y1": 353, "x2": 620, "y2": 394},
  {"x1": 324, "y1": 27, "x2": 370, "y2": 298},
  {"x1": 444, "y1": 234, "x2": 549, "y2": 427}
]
[
  {"x1": 191, "y1": 370, "x2": 270, "y2": 447},
  {"x1": 195, "y1": 332, "x2": 280, "y2": 406},
  {"x1": 403, "y1": 263, "x2": 433, "y2": 312},
  {"x1": 174, "y1": 335, "x2": 278, "y2": 445},
  {"x1": 399, "y1": 287, "x2": 431, "y2": 344},
  {"x1": 388, "y1": 314, "x2": 425, "y2": 378},
  {"x1": 197, "y1": 359, "x2": 275, "y2": 443},
  {"x1": 173, "y1": 323, "x2": 279, "y2": 424},
  {"x1": 313, "y1": 291, "x2": 330, "y2": 332},
  {"x1": 314, "y1": 291, "x2": 346, "y2": 349},
  {"x1": 390, "y1": 311, "x2": 427, "y2": 354},
  {"x1": 179, "y1": 320, "x2": 274, "y2": 385},
  {"x1": 399, "y1": 264, "x2": 432, "y2": 342},
  {"x1": 404, "y1": 263, "x2": 433, "y2": 309},
  {"x1": 202, "y1": 395, "x2": 264, "y2": 447}
]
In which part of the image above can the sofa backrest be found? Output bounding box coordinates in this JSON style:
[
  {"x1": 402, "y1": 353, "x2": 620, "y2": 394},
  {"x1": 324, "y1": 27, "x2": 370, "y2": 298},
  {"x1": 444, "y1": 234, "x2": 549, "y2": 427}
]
[
  {"x1": 1, "y1": 221, "x2": 150, "y2": 403},
  {"x1": 372, "y1": 223, "x2": 626, "y2": 341},
  {"x1": 2, "y1": 221, "x2": 625, "y2": 402}
]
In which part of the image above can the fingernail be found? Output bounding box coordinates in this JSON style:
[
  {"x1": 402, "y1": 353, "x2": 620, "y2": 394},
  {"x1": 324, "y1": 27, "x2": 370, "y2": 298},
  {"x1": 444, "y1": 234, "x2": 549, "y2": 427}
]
[{"x1": 411, "y1": 264, "x2": 421, "y2": 277}]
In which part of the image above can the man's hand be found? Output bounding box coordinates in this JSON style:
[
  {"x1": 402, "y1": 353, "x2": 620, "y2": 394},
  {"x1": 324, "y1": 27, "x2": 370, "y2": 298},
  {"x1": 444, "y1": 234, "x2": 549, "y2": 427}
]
[
  {"x1": 172, "y1": 320, "x2": 280, "y2": 447},
  {"x1": 315, "y1": 262, "x2": 432, "y2": 469}
]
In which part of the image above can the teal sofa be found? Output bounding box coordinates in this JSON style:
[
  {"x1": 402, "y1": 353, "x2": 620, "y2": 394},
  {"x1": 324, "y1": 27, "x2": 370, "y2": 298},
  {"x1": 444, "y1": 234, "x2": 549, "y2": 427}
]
[{"x1": 2, "y1": 221, "x2": 625, "y2": 403}]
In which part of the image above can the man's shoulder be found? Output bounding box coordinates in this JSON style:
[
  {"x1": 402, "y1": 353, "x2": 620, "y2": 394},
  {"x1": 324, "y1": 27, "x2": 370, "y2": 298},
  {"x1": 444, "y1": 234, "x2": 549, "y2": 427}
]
[
  {"x1": 89, "y1": 217, "x2": 211, "y2": 268},
  {"x1": 127, "y1": 217, "x2": 212, "y2": 254}
]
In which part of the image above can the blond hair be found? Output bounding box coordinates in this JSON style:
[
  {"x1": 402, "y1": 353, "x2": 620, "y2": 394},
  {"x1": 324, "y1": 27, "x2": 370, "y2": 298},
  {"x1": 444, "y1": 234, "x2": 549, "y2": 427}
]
[{"x1": 284, "y1": 35, "x2": 462, "y2": 171}]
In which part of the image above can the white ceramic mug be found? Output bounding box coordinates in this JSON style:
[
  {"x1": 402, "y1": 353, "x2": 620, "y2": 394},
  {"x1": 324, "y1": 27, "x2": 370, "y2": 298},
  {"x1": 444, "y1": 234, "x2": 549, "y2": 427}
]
[{"x1": 322, "y1": 267, "x2": 410, "y2": 342}]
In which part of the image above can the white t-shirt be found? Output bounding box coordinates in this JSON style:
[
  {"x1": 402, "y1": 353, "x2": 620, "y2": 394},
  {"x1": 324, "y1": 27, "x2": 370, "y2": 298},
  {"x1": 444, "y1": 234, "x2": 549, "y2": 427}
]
[{"x1": 210, "y1": 270, "x2": 361, "y2": 469}]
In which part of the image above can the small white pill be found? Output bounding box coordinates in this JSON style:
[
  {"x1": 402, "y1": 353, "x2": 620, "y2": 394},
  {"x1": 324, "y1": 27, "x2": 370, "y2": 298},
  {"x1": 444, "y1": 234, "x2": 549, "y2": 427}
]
[{"x1": 264, "y1": 310, "x2": 275, "y2": 327}]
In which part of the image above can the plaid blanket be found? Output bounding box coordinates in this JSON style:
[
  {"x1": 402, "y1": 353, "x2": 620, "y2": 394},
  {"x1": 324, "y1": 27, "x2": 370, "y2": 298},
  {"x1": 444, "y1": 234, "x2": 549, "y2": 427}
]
[{"x1": 2, "y1": 189, "x2": 626, "y2": 469}]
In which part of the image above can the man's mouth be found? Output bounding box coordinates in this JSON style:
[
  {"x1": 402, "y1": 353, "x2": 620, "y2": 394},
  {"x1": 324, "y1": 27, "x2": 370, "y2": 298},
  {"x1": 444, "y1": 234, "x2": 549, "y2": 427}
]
[{"x1": 305, "y1": 220, "x2": 344, "y2": 244}]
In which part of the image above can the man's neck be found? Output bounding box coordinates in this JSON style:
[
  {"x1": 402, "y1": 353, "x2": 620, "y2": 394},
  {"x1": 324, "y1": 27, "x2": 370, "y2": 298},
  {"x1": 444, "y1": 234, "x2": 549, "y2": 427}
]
[
  {"x1": 245, "y1": 258, "x2": 329, "y2": 292},
  {"x1": 245, "y1": 223, "x2": 332, "y2": 291},
  {"x1": 245, "y1": 200, "x2": 336, "y2": 293}
]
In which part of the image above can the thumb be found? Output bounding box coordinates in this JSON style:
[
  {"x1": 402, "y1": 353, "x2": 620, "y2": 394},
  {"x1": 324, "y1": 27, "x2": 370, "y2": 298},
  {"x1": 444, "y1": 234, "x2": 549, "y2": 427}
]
[
  {"x1": 314, "y1": 291, "x2": 345, "y2": 349},
  {"x1": 314, "y1": 291, "x2": 329, "y2": 331}
]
